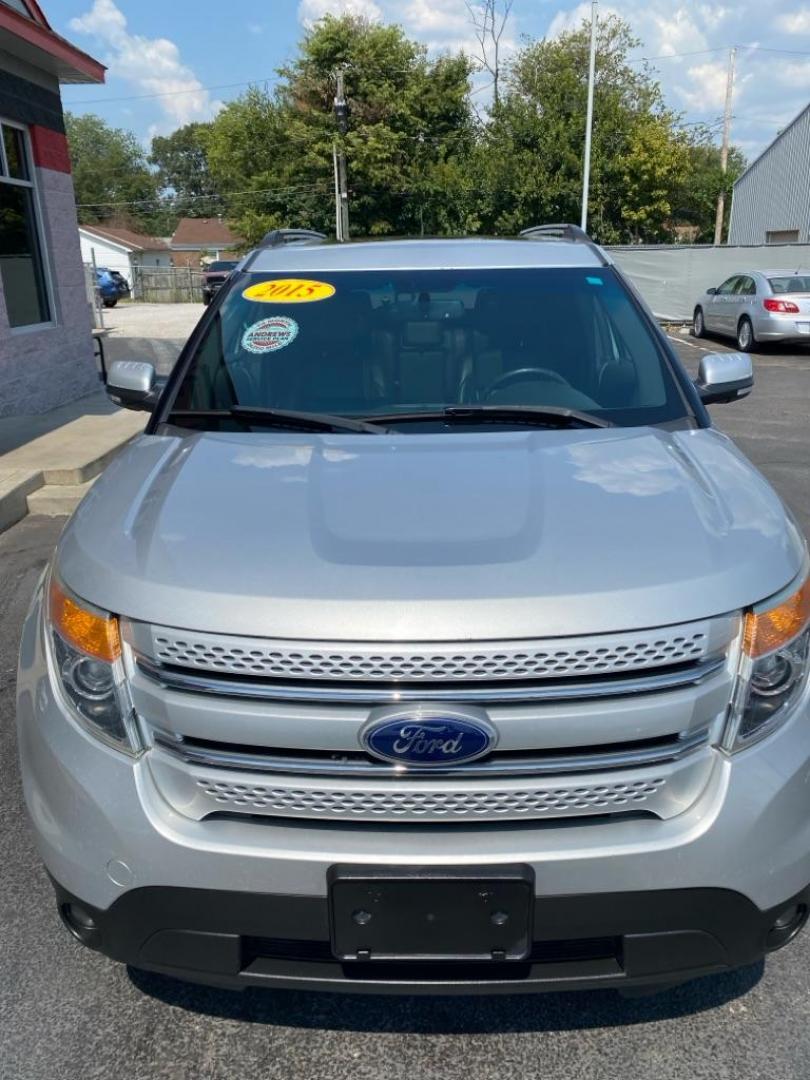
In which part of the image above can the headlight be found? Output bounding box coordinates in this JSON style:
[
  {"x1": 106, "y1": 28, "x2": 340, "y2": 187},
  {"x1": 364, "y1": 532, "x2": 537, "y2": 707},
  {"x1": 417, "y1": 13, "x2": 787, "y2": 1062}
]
[
  {"x1": 46, "y1": 575, "x2": 141, "y2": 755},
  {"x1": 724, "y1": 578, "x2": 810, "y2": 752}
]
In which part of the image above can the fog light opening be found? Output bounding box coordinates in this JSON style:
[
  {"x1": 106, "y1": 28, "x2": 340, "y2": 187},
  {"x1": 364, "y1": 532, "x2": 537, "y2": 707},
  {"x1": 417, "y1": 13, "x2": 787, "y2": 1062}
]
[
  {"x1": 766, "y1": 904, "x2": 808, "y2": 952},
  {"x1": 60, "y1": 902, "x2": 99, "y2": 946}
]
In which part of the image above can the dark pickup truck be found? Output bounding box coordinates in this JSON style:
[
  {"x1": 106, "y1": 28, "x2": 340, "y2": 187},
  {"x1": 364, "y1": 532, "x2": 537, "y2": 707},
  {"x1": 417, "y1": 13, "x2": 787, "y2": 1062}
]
[{"x1": 201, "y1": 259, "x2": 239, "y2": 305}]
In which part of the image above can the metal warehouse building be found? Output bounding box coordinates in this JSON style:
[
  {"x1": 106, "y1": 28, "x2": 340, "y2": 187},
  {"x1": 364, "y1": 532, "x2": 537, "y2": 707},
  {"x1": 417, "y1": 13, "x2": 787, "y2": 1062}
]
[{"x1": 729, "y1": 103, "x2": 810, "y2": 245}]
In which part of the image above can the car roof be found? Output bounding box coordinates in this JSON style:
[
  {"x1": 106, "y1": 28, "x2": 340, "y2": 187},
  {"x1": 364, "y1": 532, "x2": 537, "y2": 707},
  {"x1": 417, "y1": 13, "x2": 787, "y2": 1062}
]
[{"x1": 249, "y1": 237, "x2": 606, "y2": 273}]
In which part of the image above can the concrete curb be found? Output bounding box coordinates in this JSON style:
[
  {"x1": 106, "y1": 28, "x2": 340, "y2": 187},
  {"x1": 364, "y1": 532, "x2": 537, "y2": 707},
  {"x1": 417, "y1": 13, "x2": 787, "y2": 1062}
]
[
  {"x1": 0, "y1": 410, "x2": 146, "y2": 533},
  {"x1": 0, "y1": 469, "x2": 42, "y2": 533}
]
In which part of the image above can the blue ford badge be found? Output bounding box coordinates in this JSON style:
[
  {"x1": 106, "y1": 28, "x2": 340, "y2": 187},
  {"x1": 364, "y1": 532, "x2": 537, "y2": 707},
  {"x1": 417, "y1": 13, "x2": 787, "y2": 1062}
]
[{"x1": 362, "y1": 708, "x2": 497, "y2": 767}]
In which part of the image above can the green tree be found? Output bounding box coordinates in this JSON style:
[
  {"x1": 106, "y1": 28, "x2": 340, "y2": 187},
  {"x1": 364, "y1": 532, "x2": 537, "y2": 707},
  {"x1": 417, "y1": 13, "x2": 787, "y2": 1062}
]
[
  {"x1": 205, "y1": 14, "x2": 476, "y2": 243},
  {"x1": 474, "y1": 15, "x2": 693, "y2": 243},
  {"x1": 150, "y1": 122, "x2": 217, "y2": 214},
  {"x1": 670, "y1": 134, "x2": 747, "y2": 242},
  {"x1": 65, "y1": 112, "x2": 164, "y2": 232}
]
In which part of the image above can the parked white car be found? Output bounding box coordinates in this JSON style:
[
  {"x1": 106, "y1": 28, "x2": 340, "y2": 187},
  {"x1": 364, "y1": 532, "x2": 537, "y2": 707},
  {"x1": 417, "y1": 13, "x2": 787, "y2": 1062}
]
[{"x1": 693, "y1": 271, "x2": 810, "y2": 351}]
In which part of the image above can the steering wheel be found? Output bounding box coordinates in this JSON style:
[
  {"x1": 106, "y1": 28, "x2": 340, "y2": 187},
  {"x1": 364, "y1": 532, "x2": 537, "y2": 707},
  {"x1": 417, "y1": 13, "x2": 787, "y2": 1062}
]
[{"x1": 483, "y1": 367, "x2": 572, "y2": 399}]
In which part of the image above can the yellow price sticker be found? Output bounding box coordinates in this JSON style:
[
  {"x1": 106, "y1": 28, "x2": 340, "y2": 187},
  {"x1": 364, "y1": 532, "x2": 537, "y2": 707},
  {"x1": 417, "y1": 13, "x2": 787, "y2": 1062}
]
[{"x1": 243, "y1": 278, "x2": 336, "y2": 304}]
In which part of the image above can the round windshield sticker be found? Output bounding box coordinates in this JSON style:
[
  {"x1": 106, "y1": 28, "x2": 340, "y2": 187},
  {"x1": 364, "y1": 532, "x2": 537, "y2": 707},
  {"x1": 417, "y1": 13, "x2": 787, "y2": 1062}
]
[
  {"x1": 243, "y1": 279, "x2": 336, "y2": 304},
  {"x1": 241, "y1": 316, "x2": 299, "y2": 354}
]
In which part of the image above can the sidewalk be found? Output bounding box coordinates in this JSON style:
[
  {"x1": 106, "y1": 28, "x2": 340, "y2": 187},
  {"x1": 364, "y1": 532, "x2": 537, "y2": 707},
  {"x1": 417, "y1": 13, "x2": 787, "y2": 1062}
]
[{"x1": 0, "y1": 390, "x2": 146, "y2": 532}]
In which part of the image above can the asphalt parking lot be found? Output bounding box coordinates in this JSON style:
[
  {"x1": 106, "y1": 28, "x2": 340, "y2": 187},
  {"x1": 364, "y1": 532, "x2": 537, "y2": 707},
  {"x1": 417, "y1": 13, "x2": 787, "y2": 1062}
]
[{"x1": 2, "y1": 331, "x2": 810, "y2": 1080}]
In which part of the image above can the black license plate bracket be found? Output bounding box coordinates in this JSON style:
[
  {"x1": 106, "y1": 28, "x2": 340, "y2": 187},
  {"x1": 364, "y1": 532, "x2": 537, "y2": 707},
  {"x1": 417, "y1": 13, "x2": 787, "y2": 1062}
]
[{"x1": 328, "y1": 865, "x2": 534, "y2": 962}]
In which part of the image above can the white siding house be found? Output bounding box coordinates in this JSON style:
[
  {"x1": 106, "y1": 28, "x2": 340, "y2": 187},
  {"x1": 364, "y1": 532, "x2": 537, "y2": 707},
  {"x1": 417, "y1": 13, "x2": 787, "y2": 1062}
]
[{"x1": 78, "y1": 224, "x2": 171, "y2": 287}]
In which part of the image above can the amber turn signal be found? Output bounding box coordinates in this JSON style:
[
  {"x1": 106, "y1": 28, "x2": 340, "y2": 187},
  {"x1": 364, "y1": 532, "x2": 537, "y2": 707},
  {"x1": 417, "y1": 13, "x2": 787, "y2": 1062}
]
[
  {"x1": 743, "y1": 578, "x2": 810, "y2": 659},
  {"x1": 49, "y1": 577, "x2": 121, "y2": 663}
]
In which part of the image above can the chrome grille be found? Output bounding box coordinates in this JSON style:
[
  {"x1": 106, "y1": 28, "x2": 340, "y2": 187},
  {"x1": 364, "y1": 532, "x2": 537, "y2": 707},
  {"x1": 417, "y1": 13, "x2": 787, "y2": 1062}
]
[
  {"x1": 132, "y1": 616, "x2": 733, "y2": 826},
  {"x1": 198, "y1": 777, "x2": 667, "y2": 818},
  {"x1": 152, "y1": 726, "x2": 712, "y2": 778},
  {"x1": 147, "y1": 748, "x2": 716, "y2": 823},
  {"x1": 141, "y1": 622, "x2": 712, "y2": 683}
]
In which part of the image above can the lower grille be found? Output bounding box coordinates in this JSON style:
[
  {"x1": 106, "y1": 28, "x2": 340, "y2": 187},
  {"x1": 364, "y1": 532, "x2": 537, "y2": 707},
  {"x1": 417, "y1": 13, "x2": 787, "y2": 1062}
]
[
  {"x1": 147, "y1": 748, "x2": 715, "y2": 824},
  {"x1": 198, "y1": 776, "x2": 667, "y2": 819}
]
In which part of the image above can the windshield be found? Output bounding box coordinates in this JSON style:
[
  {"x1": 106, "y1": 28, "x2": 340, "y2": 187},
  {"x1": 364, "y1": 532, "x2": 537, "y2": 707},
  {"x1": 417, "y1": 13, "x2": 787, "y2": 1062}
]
[
  {"x1": 170, "y1": 267, "x2": 689, "y2": 429},
  {"x1": 769, "y1": 275, "x2": 810, "y2": 294}
]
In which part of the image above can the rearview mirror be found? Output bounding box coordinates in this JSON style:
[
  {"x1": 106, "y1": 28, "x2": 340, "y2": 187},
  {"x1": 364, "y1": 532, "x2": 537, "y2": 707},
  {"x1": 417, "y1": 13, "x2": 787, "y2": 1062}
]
[
  {"x1": 695, "y1": 351, "x2": 753, "y2": 405},
  {"x1": 105, "y1": 360, "x2": 162, "y2": 412}
]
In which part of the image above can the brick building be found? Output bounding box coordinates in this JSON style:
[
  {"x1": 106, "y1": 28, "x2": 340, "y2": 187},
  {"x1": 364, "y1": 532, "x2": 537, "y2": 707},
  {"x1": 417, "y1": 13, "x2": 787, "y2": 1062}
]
[{"x1": 0, "y1": 0, "x2": 104, "y2": 417}]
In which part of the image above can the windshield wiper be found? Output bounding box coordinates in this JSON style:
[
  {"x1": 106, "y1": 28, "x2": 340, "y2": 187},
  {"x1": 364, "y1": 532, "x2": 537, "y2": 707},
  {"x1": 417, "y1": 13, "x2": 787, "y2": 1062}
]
[
  {"x1": 360, "y1": 405, "x2": 614, "y2": 429},
  {"x1": 168, "y1": 407, "x2": 389, "y2": 434}
]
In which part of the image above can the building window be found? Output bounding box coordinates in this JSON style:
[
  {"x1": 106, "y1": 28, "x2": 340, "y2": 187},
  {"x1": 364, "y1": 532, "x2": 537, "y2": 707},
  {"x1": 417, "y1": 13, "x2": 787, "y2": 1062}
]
[{"x1": 0, "y1": 119, "x2": 51, "y2": 328}]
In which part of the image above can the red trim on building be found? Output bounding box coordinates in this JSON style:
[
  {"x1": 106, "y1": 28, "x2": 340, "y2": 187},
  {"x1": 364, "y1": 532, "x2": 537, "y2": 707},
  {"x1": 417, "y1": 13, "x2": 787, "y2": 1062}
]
[
  {"x1": 30, "y1": 124, "x2": 71, "y2": 173},
  {"x1": 0, "y1": 6, "x2": 105, "y2": 83},
  {"x1": 25, "y1": 0, "x2": 51, "y2": 28}
]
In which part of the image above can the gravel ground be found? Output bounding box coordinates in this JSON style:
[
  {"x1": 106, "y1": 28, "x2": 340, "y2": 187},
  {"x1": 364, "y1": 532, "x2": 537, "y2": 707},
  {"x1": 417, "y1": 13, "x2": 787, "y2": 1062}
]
[
  {"x1": 2, "y1": 330, "x2": 810, "y2": 1080},
  {"x1": 103, "y1": 302, "x2": 204, "y2": 376}
]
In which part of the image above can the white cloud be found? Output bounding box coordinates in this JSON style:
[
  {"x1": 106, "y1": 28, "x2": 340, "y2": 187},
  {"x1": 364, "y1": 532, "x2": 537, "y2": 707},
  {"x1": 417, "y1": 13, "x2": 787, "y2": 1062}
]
[
  {"x1": 298, "y1": 0, "x2": 383, "y2": 28},
  {"x1": 69, "y1": 0, "x2": 220, "y2": 128},
  {"x1": 775, "y1": 8, "x2": 810, "y2": 33},
  {"x1": 403, "y1": 0, "x2": 470, "y2": 40},
  {"x1": 535, "y1": 0, "x2": 810, "y2": 158},
  {"x1": 548, "y1": 3, "x2": 611, "y2": 38},
  {"x1": 695, "y1": 3, "x2": 732, "y2": 30},
  {"x1": 678, "y1": 59, "x2": 729, "y2": 109},
  {"x1": 772, "y1": 58, "x2": 810, "y2": 89}
]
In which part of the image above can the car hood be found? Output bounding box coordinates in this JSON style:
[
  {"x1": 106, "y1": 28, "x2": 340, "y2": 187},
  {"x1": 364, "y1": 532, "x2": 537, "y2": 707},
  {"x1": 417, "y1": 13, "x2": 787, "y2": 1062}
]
[{"x1": 57, "y1": 426, "x2": 806, "y2": 641}]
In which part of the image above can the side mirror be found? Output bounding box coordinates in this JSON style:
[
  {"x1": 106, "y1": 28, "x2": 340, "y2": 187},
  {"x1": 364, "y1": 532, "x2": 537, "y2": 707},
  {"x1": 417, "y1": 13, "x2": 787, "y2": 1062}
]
[
  {"x1": 706, "y1": 287, "x2": 717, "y2": 296},
  {"x1": 106, "y1": 360, "x2": 162, "y2": 412},
  {"x1": 695, "y1": 351, "x2": 753, "y2": 405}
]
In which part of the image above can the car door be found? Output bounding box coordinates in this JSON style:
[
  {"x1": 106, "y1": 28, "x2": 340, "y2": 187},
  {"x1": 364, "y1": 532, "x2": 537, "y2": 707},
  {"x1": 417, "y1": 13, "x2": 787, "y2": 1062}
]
[
  {"x1": 707, "y1": 276, "x2": 740, "y2": 336},
  {"x1": 734, "y1": 275, "x2": 757, "y2": 333},
  {"x1": 725, "y1": 275, "x2": 756, "y2": 336}
]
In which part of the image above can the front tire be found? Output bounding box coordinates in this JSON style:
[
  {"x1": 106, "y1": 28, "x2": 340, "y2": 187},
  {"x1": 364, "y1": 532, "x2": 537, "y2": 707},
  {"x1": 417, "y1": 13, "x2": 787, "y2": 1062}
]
[
  {"x1": 692, "y1": 308, "x2": 705, "y2": 338},
  {"x1": 103, "y1": 299, "x2": 118, "y2": 309},
  {"x1": 737, "y1": 317, "x2": 755, "y2": 352}
]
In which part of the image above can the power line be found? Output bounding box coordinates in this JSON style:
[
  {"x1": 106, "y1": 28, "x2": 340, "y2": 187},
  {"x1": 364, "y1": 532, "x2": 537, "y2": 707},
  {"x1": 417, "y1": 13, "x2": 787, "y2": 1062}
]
[
  {"x1": 64, "y1": 77, "x2": 275, "y2": 106},
  {"x1": 631, "y1": 42, "x2": 810, "y2": 66},
  {"x1": 63, "y1": 60, "x2": 472, "y2": 108},
  {"x1": 736, "y1": 44, "x2": 810, "y2": 57},
  {"x1": 75, "y1": 183, "x2": 330, "y2": 209},
  {"x1": 630, "y1": 46, "x2": 729, "y2": 63}
]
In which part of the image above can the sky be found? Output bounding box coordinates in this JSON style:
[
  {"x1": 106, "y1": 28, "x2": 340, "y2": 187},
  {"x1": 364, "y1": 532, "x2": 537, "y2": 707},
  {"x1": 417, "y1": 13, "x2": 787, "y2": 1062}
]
[{"x1": 42, "y1": 0, "x2": 810, "y2": 162}]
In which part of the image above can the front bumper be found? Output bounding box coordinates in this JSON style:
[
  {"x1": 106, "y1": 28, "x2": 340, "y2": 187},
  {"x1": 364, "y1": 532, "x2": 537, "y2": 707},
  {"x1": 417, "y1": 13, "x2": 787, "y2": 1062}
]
[
  {"x1": 17, "y1": 583, "x2": 810, "y2": 993},
  {"x1": 52, "y1": 877, "x2": 810, "y2": 994}
]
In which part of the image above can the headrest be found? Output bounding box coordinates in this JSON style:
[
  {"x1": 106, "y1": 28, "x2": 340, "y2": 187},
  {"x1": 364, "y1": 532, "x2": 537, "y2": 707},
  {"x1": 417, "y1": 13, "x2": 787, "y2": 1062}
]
[{"x1": 402, "y1": 321, "x2": 443, "y2": 347}]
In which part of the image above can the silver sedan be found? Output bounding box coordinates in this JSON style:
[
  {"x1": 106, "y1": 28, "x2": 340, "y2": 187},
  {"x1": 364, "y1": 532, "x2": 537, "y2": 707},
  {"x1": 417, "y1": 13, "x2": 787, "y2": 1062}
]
[{"x1": 693, "y1": 270, "x2": 810, "y2": 350}]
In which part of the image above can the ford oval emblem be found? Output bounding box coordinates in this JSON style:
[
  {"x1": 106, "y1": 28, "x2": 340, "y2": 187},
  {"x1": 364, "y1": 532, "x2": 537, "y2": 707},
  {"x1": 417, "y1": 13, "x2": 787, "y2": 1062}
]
[{"x1": 361, "y1": 708, "x2": 497, "y2": 768}]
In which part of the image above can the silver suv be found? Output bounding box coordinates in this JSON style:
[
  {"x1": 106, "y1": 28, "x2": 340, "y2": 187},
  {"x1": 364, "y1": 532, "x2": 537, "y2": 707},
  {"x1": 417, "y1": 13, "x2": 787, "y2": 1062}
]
[{"x1": 17, "y1": 226, "x2": 810, "y2": 996}]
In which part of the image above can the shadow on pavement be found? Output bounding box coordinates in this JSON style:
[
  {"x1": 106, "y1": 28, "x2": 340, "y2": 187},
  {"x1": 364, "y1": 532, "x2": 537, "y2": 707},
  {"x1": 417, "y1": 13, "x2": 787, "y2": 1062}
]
[{"x1": 128, "y1": 961, "x2": 763, "y2": 1033}]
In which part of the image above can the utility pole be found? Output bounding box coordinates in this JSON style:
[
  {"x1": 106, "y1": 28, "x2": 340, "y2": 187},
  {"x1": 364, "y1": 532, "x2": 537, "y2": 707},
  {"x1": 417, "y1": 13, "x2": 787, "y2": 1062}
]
[
  {"x1": 714, "y1": 46, "x2": 737, "y2": 246},
  {"x1": 333, "y1": 69, "x2": 350, "y2": 242},
  {"x1": 332, "y1": 143, "x2": 343, "y2": 242},
  {"x1": 581, "y1": 0, "x2": 598, "y2": 233}
]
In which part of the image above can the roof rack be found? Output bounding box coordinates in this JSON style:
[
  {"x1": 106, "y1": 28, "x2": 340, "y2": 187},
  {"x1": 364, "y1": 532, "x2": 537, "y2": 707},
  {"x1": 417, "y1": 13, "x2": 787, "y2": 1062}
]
[
  {"x1": 520, "y1": 223, "x2": 609, "y2": 266},
  {"x1": 259, "y1": 228, "x2": 327, "y2": 248}
]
